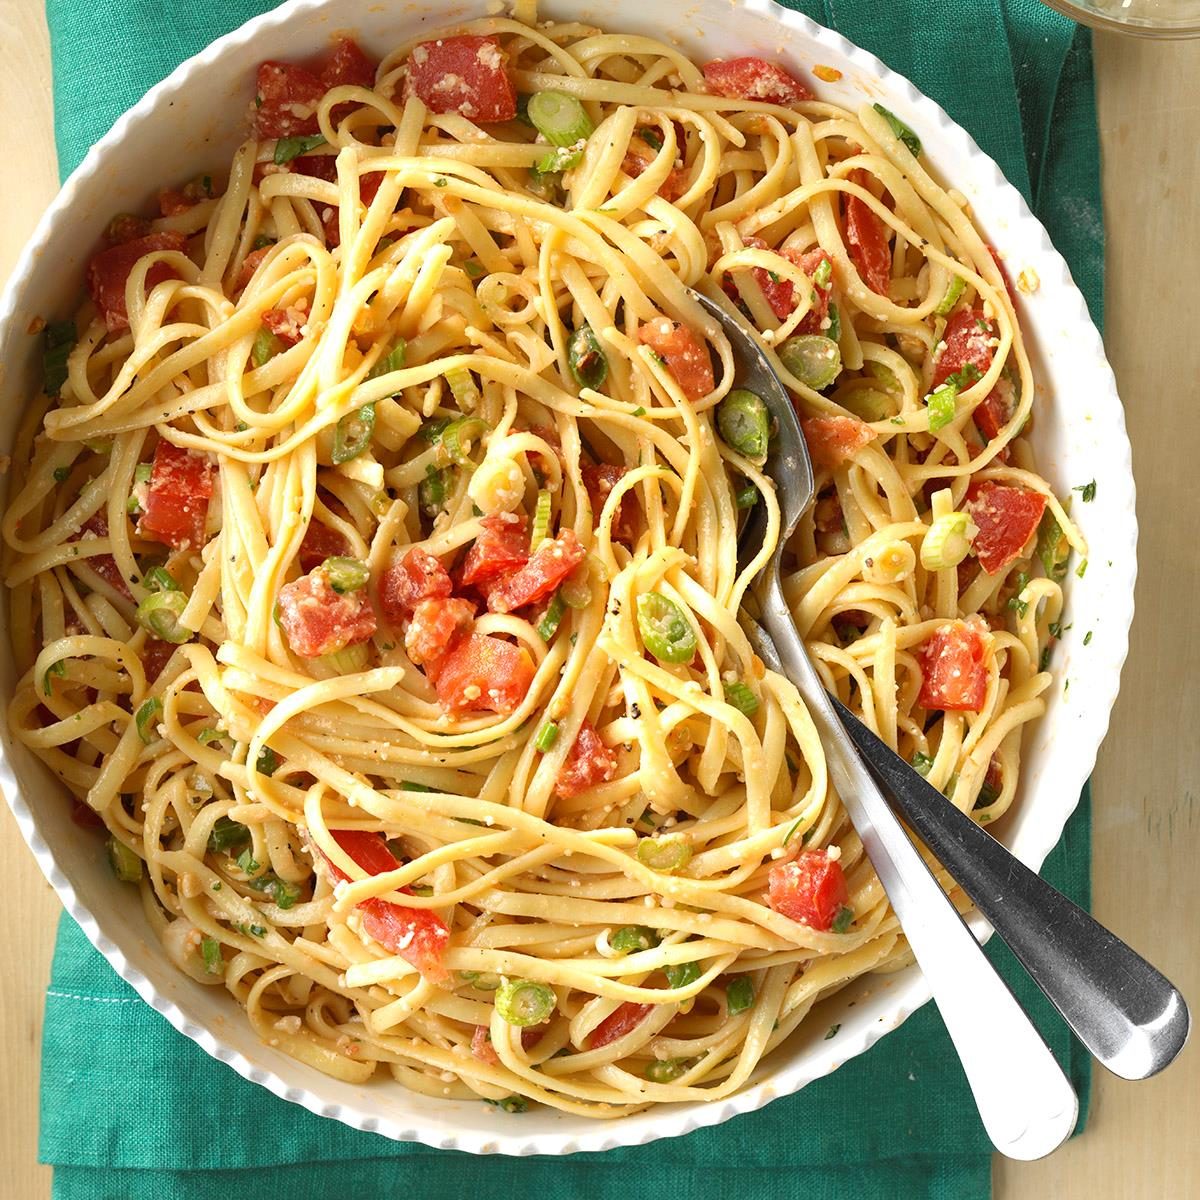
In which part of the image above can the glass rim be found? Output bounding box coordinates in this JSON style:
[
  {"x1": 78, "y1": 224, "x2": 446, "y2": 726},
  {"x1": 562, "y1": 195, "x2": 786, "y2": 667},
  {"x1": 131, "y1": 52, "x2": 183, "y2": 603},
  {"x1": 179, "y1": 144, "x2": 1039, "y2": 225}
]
[{"x1": 1039, "y1": 0, "x2": 1200, "y2": 38}]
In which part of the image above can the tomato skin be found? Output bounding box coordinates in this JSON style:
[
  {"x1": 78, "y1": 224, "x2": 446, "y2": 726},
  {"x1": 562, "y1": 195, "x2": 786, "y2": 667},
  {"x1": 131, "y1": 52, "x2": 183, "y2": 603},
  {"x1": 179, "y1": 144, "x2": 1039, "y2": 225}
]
[
  {"x1": 486, "y1": 530, "x2": 586, "y2": 614},
  {"x1": 460, "y1": 513, "x2": 529, "y2": 588},
  {"x1": 620, "y1": 137, "x2": 689, "y2": 201},
  {"x1": 321, "y1": 38, "x2": 376, "y2": 89},
  {"x1": 298, "y1": 520, "x2": 350, "y2": 574},
  {"x1": 702, "y1": 57, "x2": 812, "y2": 105},
  {"x1": 237, "y1": 246, "x2": 272, "y2": 291},
  {"x1": 379, "y1": 548, "x2": 453, "y2": 624},
  {"x1": 325, "y1": 830, "x2": 450, "y2": 984},
  {"x1": 471, "y1": 1024, "x2": 542, "y2": 1064},
  {"x1": 964, "y1": 480, "x2": 1046, "y2": 575},
  {"x1": 918, "y1": 620, "x2": 988, "y2": 712},
  {"x1": 157, "y1": 189, "x2": 195, "y2": 217},
  {"x1": 87, "y1": 232, "x2": 188, "y2": 333},
  {"x1": 429, "y1": 632, "x2": 534, "y2": 714},
  {"x1": 933, "y1": 307, "x2": 995, "y2": 390},
  {"x1": 262, "y1": 306, "x2": 306, "y2": 346},
  {"x1": 405, "y1": 35, "x2": 517, "y2": 123},
  {"x1": 973, "y1": 378, "x2": 1016, "y2": 443},
  {"x1": 404, "y1": 597, "x2": 476, "y2": 666},
  {"x1": 278, "y1": 566, "x2": 378, "y2": 658},
  {"x1": 136, "y1": 441, "x2": 216, "y2": 551},
  {"x1": 253, "y1": 61, "x2": 327, "y2": 138},
  {"x1": 800, "y1": 415, "x2": 875, "y2": 471},
  {"x1": 581, "y1": 463, "x2": 634, "y2": 542},
  {"x1": 74, "y1": 513, "x2": 132, "y2": 601},
  {"x1": 589, "y1": 1002, "x2": 652, "y2": 1049},
  {"x1": 637, "y1": 317, "x2": 715, "y2": 402},
  {"x1": 555, "y1": 719, "x2": 619, "y2": 798},
  {"x1": 843, "y1": 169, "x2": 891, "y2": 297},
  {"x1": 767, "y1": 850, "x2": 848, "y2": 931}
]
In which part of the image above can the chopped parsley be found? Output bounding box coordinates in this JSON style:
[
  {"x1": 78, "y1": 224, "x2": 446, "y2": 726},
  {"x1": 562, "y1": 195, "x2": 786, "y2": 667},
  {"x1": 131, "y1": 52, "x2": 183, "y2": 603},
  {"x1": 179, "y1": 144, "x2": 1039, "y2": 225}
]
[{"x1": 1073, "y1": 479, "x2": 1097, "y2": 503}]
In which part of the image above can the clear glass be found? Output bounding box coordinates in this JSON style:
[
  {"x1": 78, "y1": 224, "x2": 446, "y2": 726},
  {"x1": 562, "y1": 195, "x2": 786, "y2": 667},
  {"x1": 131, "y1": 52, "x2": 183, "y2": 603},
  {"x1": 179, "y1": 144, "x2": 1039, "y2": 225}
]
[{"x1": 1041, "y1": 0, "x2": 1200, "y2": 37}]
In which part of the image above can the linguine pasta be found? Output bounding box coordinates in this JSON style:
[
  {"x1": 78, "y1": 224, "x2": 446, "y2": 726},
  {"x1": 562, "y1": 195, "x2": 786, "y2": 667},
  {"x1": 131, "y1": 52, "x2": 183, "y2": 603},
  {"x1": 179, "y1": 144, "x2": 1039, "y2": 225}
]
[{"x1": 3, "y1": 7, "x2": 1084, "y2": 1115}]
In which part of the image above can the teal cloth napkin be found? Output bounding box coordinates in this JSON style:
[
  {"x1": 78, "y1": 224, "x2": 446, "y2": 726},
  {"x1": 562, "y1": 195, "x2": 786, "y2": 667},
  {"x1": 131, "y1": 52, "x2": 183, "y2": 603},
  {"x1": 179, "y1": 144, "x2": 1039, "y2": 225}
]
[{"x1": 39, "y1": 1, "x2": 1104, "y2": 1196}]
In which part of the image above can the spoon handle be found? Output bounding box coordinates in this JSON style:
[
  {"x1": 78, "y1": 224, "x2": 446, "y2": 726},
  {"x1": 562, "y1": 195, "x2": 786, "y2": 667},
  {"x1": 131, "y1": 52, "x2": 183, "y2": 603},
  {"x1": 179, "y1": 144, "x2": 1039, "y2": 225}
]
[
  {"x1": 754, "y1": 574, "x2": 1078, "y2": 1160},
  {"x1": 829, "y1": 695, "x2": 1191, "y2": 1080}
]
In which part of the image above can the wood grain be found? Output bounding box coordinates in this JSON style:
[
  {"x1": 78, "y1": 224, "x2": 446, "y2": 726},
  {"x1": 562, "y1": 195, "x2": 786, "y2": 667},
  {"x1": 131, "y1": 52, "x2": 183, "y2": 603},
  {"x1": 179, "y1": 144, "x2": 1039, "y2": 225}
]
[{"x1": 0, "y1": 5, "x2": 1195, "y2": 1196}]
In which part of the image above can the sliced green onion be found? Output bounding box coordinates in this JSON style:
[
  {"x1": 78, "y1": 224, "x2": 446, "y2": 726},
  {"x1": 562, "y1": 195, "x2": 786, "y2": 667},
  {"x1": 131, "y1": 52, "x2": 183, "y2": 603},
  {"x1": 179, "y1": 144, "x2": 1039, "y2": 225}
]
[
  {"x1": 319, "y1": 642, "x2": 370, "y2": 674},
  {"x1": 560, "y1": 563, "x2": 592, "y2": 609},
  {"x1": 249, "y1": 873, "x2": 301, "y2": 909},
  {"x1": 197, "y1": 727, "x2": 226, "y2": 745},
  {"x1": 256, "y1": 746, "x2": 280, "y2": 777},
  {"x1": 936, "y1": 274, "x2": 965, "y2": 316},
  {"x1": 826, "y1": 302, "x2": 841, "y2": 342},
  {"x1": 1074, "y1": 479, "x2": 1097, "y2": 503},
  {"x1": 831, "y1": 905, "x2": 855, "y2": 934},
  {"x1": 722, "y1": 680, "x2": 760, "y2": 717},
  {"x1": 716, "y1": 389, "x2": 770, "y2": 461},
  {"x1": 1076, "y1": 557, "x2": 1089, "y2": 579},
  {"x1": 485, "y1": 1095, "x2": 529, "y2": 1113},
  {"x1": 135, "y1": 590, "x2": 191, "y2": 644},
  {"x1": 865, "y1": 360, "x2": 899, "y2": 389},
  {"x1": 534, "y1": 721, "x2": 559, "y2": 752},
  {"x1": 459, "y1": 970, "x2": 502, "y2": 991},
  {"x1": 1008, "y1": 570, "x2": 1031, "y2": 618},
  {"x1": 323, "y1": 556, "x2": 369, "y2": 594},
  {"x1": 367, "y1": 339, "x2": 407, "y2": 381},
  {"x1": 42, "y1": 659, "x2": 67, "y2": 696},
  {"x1": 530, "y1": 489, "x2": 553, "y2": 548},
  {"x1": 536, "y1": 592, "x2": 566, "y2": 641},
  {"x1": 441, "y1": 416, "x2": 489, "y2": 465},
  {"x1": 133, "y1": 462, "x2": 154, "y2": 485},
  {"x1": 976, "y1": 777, "x2": 1001, "y2": 809},
  {"x1": 726, "y1": 976, "x2": 755, "y2": 1014},
  {"x1": 400, "y1": 781, "x2": 436, "y2": 793},
  {"x1": 664, "y1": 961, "x2": 701, "y2": 989},
  {"x1": 527, "y1": 90, "x2": 594, "y2": 147},
  {"x1": 567, "y1": 325, "x2": 608, "y2": 391},
  {"x1": 526, "y1": 165, "x2": 563, "y2": 204},
  {"x1": 236, "y1": 846, "x2": 260, "y2": 874},
  {"x1": 332, "y1": 402, "x2": 376, "y2": 463},
  {"x1": 43, "y1": 320, "x2": 76, "y2": 397},
  {"x1": 419, "y1": 417, "x2": 450, "y2": 443},
  {"x1": 201, "y1": 936, "x2": 223, "y2": 975},
  {"x1": 252, "y1": 327, "x2": 282, "y2": 367},
  {"x1": 637, "y1": 125, "x2": 664, "y2": 152},
  {"x1": 778, "y1": 334, "x2": 842, "y2": 391},
  {"x1": 143, "y1": 565, "x2": 180, "y2": 592},
  {"x1": 1037, "y1": 508, "x2": 1069, "y2": 580},
  {"x1": 911, "y1": 751, "x2": 934, "y2": 778},
  {"x1": 274, "y1": 133, "x2": 326, "y2": 165},
  {"x1": 921, "y1": 511, "x2": 975, "y2": 570},
  {"x1": 636, "y1": 834, "x2": 692, "y2": 873},
  {"x1": 645, "y1": 1058, "x2": 689, "y2": 1083},
  {"x1": 735, "y1": 483, "x2": 759, "y2": 510},
  {"x1": 536, "y1": 145, "x2": 584, "y2": 173},
  {"x1": 207, "y1": 817, "x2": 250, "y2": 854},
  {"x1": 107, "y1": 837, "x2": 142, "y2": 883},
  {"x1": 636, "y1": 592, "x2": 697, "y2": 664},
  {"x1": 812, "y1": 257, "x2": 833, "y2": 289},
  {"x1": 872, "y1": 103, "x2": 921, "y2": 157},
  {"x1": 252, "y1": 234, "x2": 274, "y2": 251},
  {"x1": 611, "y1": 925, "x2": 661, "y2": 954},
  {"x1": 83, "y1": 438, "x2": 112, "y2": 455},
  {"x1": 445, "y1": 367, "x2": 481, "y2": 411},
  {"x1": 419, "y1": 465, "x2": 449, "y2": 516},
  {"x1": 495, "y1": 978, "x2": 556, "y2": 1026},
  {"x1": 135, "y1": 697, "x2": 163, "y2": 744},
  {"x1": 924, "y1": 382, "x2": 958, "y2": 433},
  {"x1": 843, "y1": 387, "x2": 893, "y2": 422}
]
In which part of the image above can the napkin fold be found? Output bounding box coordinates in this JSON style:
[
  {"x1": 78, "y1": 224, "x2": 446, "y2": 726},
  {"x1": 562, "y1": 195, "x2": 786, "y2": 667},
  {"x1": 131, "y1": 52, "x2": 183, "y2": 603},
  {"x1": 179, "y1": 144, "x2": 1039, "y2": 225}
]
[{"x1": 38, "y1": 0, "x2": 1104, "y2": 1195}]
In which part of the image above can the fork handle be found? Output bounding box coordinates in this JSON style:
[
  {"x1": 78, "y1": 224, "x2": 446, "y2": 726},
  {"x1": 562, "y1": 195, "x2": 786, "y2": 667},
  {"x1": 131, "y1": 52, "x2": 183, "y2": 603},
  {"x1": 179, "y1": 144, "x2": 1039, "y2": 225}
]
[
  {"x1": 755, "y1": 570, "x2": 1078, "y2": 1159},
  {"x1": 830, "y1": 696, "x2": 1191, "y2": 1080}
]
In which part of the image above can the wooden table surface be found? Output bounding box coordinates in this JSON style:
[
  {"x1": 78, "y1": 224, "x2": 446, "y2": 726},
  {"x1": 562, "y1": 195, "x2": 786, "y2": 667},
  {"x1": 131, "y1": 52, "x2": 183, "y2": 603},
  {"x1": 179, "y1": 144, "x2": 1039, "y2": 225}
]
[{"x1": 0, "y1": 2, "x2": 1196, "y2": 1194}]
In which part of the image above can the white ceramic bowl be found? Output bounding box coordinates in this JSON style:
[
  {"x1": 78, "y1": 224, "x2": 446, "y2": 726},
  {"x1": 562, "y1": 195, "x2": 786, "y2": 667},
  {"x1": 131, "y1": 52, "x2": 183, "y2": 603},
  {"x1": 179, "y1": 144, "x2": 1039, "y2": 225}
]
[{"x1": 0, "y1": 0, "x2": 1135, "y2": 1156}]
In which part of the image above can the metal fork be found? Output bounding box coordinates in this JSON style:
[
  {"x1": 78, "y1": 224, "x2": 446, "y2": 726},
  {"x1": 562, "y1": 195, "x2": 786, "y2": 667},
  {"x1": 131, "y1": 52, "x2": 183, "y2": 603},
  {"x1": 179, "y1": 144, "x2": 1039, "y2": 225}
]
[{"x1": 690, "y1": 286, "x2": 1079, "y2": 1160}]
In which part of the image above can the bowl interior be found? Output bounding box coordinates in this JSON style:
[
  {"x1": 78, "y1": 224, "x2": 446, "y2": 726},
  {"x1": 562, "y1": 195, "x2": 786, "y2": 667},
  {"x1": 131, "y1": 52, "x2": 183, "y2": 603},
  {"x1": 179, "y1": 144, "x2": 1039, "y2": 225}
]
[{"x1": 0, "y1": 0, "x2": 1135, "y2": 1155}]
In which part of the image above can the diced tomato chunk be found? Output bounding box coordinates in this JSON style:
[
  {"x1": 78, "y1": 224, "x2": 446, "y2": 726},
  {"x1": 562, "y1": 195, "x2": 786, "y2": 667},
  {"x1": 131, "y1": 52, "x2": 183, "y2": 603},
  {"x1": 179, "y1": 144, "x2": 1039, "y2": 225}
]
[
  {"x1": 486, "y1": 530, "x2": 586, "y2": 614},
  {"x1": 843, "y1": 169, "x2": 891, "y2": 297},
  {"x1": 963, "y1": 480, "x2": 1046, "y2": 576},
  {"x1": 321, "y1": 38, "x2": 377, "y2": 89},
  {"x1": 104, "y1": 213, "x2": 151, "y2": 246},
  {"x1": 555, "y1": 719, "x2": 618, "y2": 799},
  {"x1": 973, "y1": 378, "x2": 1016, "y2": 443},
  {"x1": 87, "y1": 232, "x2": 188, "y2": 334},
  {"x1": 767, "y1": 850, "x2": 848, "y2": 931},
  {"x1": 278, "y1": 565, "x2": 377, "y2": 658},
  {"x1": 723, "y1": 241, "x2": 834, "y2": 328},
  {"x1": 324, "y1": 830, "x2": 450, "y2": 983},
  {"x1": 157, "y1": 189, "x2": 195, "y2": 217},
  {"x1": 702, "y1": 57, "x2": 812, "y2": 105},
  {"x1": 136, "y1": 441, "x2": 215, "y2": 551},
  {"x1": 404, "y1": 597, "x2": 475, "y2": 665},
  {"x1": 253, "y1": 60, "x2": 327, "y2": 138},
  {"x1": 800, "y1": 415, "x2": 875, "y2": 471},
  {"x1": 428, "y1": 632, "x2": 533, "y2": 715},
  {"x1": 460, "y1": 513, "x2": 529, "y2": 588},
  {"x1": 790, "y1": 247, "x2": 835, "y2": 333},
  {"x1": 932, "y1": 307, "x2": 995, "y2": 390},
  {"x1": 405, "y1": 35, "x2": 517, "y2": 123},
  {"x1": 237, "y1": 246, "x2": 272, "y2": 291},
  {"x1": 918, "y1": 620, "x2": 989, "y2": 712},
  {"x1": 142, "y1": 638, "x2": 176, "y2": 681},
  {"x1": 262, "y1": 306, "x2": 306, "y2": 346},
  {"x1": 582, "y1": 463, "x2": 634, "y2": 542},
  {"x1": 471, "y1": 1024, "x2": 543, "y2": 1064},
  {"x1": 589, "y1": 1002, "x2": 652, "y2": 1049},
  {"x1": 298, "y1": 520, "x2": 349, "y2": 573},
  {"x1": 379, "y1": 548, "x2": 453, "y2": 624},
  {"x1": 637, "y1": 317, "x2": 714, "y2": 402},
  {"x1": 70, "y1": 799, "x2": 105, "y2": 829},
  {"x1": 621, "y1": 135, "x2": 689, "y2": 201},
  {"x1": 73, "y1": 513, "x2": 132, "y2": 601}
]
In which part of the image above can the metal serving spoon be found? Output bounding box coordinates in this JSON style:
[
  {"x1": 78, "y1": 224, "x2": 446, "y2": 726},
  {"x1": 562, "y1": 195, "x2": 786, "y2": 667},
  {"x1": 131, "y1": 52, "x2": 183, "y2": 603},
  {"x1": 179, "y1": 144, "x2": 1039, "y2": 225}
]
[
  {"x1": 689, "y1": 286, "x2": 1079, "y2": 1160},
  {"x1": 829, "y1": 696, "x2": 1190, "y2": 1079}
]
